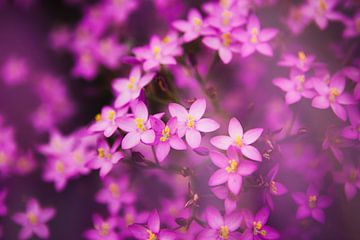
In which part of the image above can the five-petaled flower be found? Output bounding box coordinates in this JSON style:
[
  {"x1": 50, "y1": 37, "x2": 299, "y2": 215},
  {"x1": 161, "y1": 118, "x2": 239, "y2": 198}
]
[{"x1": 83, "y1": 214, "x2": 118, "y2": 240}]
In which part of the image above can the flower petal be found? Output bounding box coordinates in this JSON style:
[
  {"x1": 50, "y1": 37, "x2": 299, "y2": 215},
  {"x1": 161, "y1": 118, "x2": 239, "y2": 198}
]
[{"x1": 196, "y1": 118, "x2": 219, "y2": 132}]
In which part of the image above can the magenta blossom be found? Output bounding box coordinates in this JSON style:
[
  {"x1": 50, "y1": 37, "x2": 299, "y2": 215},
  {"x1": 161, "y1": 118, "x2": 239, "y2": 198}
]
[
  {"x1": 150, "y1": 117, "x2": 186, "y2": 162},
  {"x1": 273, "y1": 69, "x2": 316, "y2": 104},
  {"x1": 117, "y1": 101, "x2": 159, "y2": 149},
  {"x1": 241, "y1": 207, "x2": 280, "y2": 240},
  {"x1": 169, "y1": 99, "x2": 219, "y2": 148},
  {"x1": 83, "y1": 214, "x2": 118, "y2": 240},
  {"x1": 12, "y1": 199, "x2": 55, "y2": 240},
  {"x1": 95, "y1": 176, "x2": 135, "y2": 215},
  {"x1": 88, "y1": 139, "x2": 124, "y2": 177},
  {"x1": 89, "y1": 106, "x2": 127, "y2": 137},
  {"x1": 211, "y1": 117, "x2": 263, "y2": 161},
  {"x1": 333, "y1": 164, "x2": 360, "y2": 200},
  {"x1": 198, "y1": 207, "x2": 242, "y2": 240},
  {"x1": 278, "y1": 51, "x2": 315, "y2": 72},
  {"x1": 263, "y1": 164, "x2": 288, "y2": 210},
  {"x1": 234, "y1": 14, "x2": 278, "y2": 57},
  {"x1": 1, "y1": 56, "x2": 29, "y2": 86},
  {"x1": 113, "y1": 66, "x2": 154, "y2": 108},
  {"x1": 343, "y1": 10, "x2": 360, "y2": 38},
  {"x1": 342, "y1": 106, "x2": 360, "y2": 141},
  {"x1": 94, "y1": 36, "x2": 125, "y2": 69},
  {"x1": 129, "y1": 209, "x2": 175, "y2": 240},
  {"x1": 209, "y1": 146, "x2": 257, "y2": 195},
  {"x1": 292, "y1": 185, "x2": 332, "y2": 223},
  {"x1": 211, "y1": 186, "x2": 239, "y2": 214},
  {"x1": 305, "y1": 0, "x2": 341, "y2": 30},
  {"x1": 172, "y1": 8, "x2": 205, "y2": 42},
  {"x1": 312, "y1": 72, "x2": 355, "y2": 121}
]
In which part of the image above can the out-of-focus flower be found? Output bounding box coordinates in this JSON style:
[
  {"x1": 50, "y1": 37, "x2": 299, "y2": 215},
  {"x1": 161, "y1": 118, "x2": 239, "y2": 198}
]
[
  {"x1": 211, "y1": 186, "x2": 239, "y2": 214},
  {"x1": 173, "y1": 9, "x2": 205, "y2": 42},
  {"x1": 292, "y1": 185, "x2": 332, "y2": 223},
  {"x1": 169, "y1": 99, "x2": 219, "y2": 148},
  {"x1": 198, "y1": 206, "x2": 242, "y2": 240},
  {"x1": 94, "y1": 36, "x2": 125, "y2": 69},
  {"x1": 208, "y1": 146, "x2": 257, "y2": 195},
  {"x1": 129, "y1": 209, "x2": 175, "y2": 240},
  {"x1": 83, "y1": 214, "x2": 118, "y2": 240},
  {"x1": 241, "y1": 207, "x2": 280, "y2": 240},
  {"x1": 342, "y1": 106, "x2": 360, "y2": 141},
  {"x1": 112, "y1": 67, "x2": 155, "y2": 108},
  {"x1": 104, "y1": 0, "x2": 138, "y2": 24},
  {"x1": 284, "y1": 6, "x2": 311, "y2": 35},
  {"x1": 89, "y1": 106, "x2": 126, "y2": 137},
  {"x1": 150, "y1": 117, "x2": 186, "y2": 162},
  {"x1": 1, "y1": 56, "x2": 29, "y2": 86},
  {"x1": 118, "y1": 206, "x2": 148, "y2": 237},
  {"x1": 12, "y1": 198, "x2": 55, "y2": 240},
  {"x1": 305, "y1": 0, "x2": 341, "y2": 30},
  {"x1": 333, "y1": 164, "x2": 360, "y2": 200},
  {"x1": 234, "y1": 14, "x2": 278, "y2": 57},
  {"x1": 263, "y1": 164, "x2": 288, "y2": 210},
  {"x1": 278, "y1": 51, "x2": 315, "y2": 72},
  {"x1": 211, "y1": 117, "x2": 263, "y2": 161}
]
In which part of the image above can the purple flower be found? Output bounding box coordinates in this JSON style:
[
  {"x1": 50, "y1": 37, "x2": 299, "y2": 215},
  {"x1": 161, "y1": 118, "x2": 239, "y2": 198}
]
[
  {"x1": 94, "y1": 36, "x2": 125, "y2": 69},
  {"x1": 263, "y1": 165, "x2": 288, "y2": 210},
  {"x1": 83, "y1": 214, "x2": 118, "y2": 240},
  {"x1": 95, "y1": 176, "x2": 135, "y2": 215},
  {"x1": 234, "y1": 14, "x2": 278, "y2": 57},
  {"x1": 342, "y1": 106, "x2": 360, "y2": 141},
  {"x1": 150, "y1": 117, "x2": 186, "y2": 162},
  {"x1": 278, "y1": 51, "x2": 315, "y2": 72},
  {"x1": 241, "y1": 207, "x2": 279, "y2": 240},
  {"x1": 312, "y1": 72, "x2": 355, "y2": 121},
  {"x1": 305, "y1": 0, "x2": 341, "y2": 30},
  {"x1": 292, "y1": 185, "x2": 332, "y2": 223},
  {"x1": 89, "y1": 106, "x2": 126, "y2": 137},
  {"x1": 173, "y1": 8, "x2": 205, "y2": 42},
  {"x1": 169, "y1": 99, "x2": 219, "y2": 148},
  {"x1": 112, "y1": 67, "x2": 155, "y2": 108},
  {"x1": 211, "y1": 186, "x2": 239, "y2": 214},
  {"x1": 273, "y1": 69, "x2": 316, "y2": 104},
  {"x1": 1, "y1": 56, "x2": 29, "y2": 86},
  {"x1": 343, "y1": 10, "x2": 360, "y2": 38},
  {"x1": 43, "y1": 157, "x2": 76, "y2": 191},
  {"x1": 117, "y1": 101, "x2": 157, "y2": 149},
  {"x1": 88, "y1": 139, "x2": 124, "y2": 177},
  {"x1": 198, "y1": 207, "x2": 242, "y2": 240},
  {"x1": 211, "y1": 117, "x2": 263, "y2": 161},
  {"x1": 129, "y1": 209, "x2": 175, "y2": 240},
  {"x1": 333, "y1": 164, "x2": 360, "y2": 200},
  {"x1": 12, "y1": 198, "x2": 56, "y2": 240},
  {"x1": 208, "y1": 146, "x2": 257, "y2": 195}
]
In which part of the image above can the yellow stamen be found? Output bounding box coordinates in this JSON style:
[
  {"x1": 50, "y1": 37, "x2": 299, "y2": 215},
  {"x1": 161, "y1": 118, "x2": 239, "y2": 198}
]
[
  {"x1": 125, "y1": 213, "x2": 134, "y2": 226},
  {"x1": 55, "y1": 161, "x2": 65, "y2": 174},
  {"x1": 99, "y1": 223, "x2": 110, "y2": 236},
  {"x1": 225, "y1": 159, "x2": 238, "y2": 173},
  {"x1": 98, "y1": 148, "x2": 106, "y2": 158},
  {"x1": 107, "y1": 110, "x2": 115, "y2": 121},
  {"x1": 298, "y1": 51, "x2": 307, "y2": 62},
  {"x1": 222, "y1": 10, "x2": 232, "y2": 26},
  {"x1": 219, "y1": 226, "x2": 229, "y2": 239},
  {"x1": 147, "y1": 229, "x2": 157, "y2": 240},
  {"x1": 235, "y1": 136, "x2": 243, "y2": 147},
  {"x1": 260, "y1": 229, "x2": 267, "y2": 236},
  {"x1": 73, "y1": 151, "x2": 83, "y2": 164},
  {"x1": 127, "y1": 76, "x2": 137, "y2": 90},
  {"x1": 135, "y1": 118, "x2": 146, "y2": 132},
  {"x1": 153, "y1": 46, "x2": 161, "y2": 56},
  {"x1": 308, "y1": 195, "x2": 317, "y2": 208},
  {"x1": 109, "y1": 183, "x2": 120, "y2": 198},
  {"x1": 319, "y1": 0, "x2": 327, "y2": 11},
  {"x1": 221, "y1": 33, "x2": 232, "y2": 47},
  {"x1": 270, "y1": 181, "x2": 277, "y2": 193},
  {"x1": 192, "y1": 17, "x2": 202, "y2": 27},
  {"x1": 95, "y1": 113, "x2": 102, "y2": 122},
  {"x1": 329, "y1": 88, "x2": 339, "y2": 102},
  {"x1": 27, "y1": 212, "x2": 38, "y2": 225},
  {"x1": 296, "y1": 75, "x2": 305, "y2": 84},
  {"x1": 162, "y1": 36, "x2": 170, "y2": 44},
  {"x1": 186, "y1": 115, "x2": 195, "y2": 128},
  {"x1": 160, "y1": 126, "x2": 170, "y2": 142},
  {"x1": 250, "y1": 28, "x2": 258, "y2": 44},
  {"x1": 253, "y1": 221, "x2": 262, "y2": 231}
]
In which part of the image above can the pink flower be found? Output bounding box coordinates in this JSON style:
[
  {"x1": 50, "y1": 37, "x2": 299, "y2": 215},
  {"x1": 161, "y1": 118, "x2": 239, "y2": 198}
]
[
  {"x1": 12, "y1": 199, "x2": 55, "y2": 240},
  {"x1": 234, "y1": 14, "x2": 278, "y2": 57},
  {"x1": 95, "y1": 176, "x2": 135, "y2": 215},
  {"x1": 89, "y1": 106, "x2": 126, "y2": 137},
  {"x1": 83, "y1": 214, "x2": 118, "y2": 240},
  {"x1": 333, "y1": 164, "x2": 360, "y2": 200},
  {"x1": 169, "y1": 99, "x2": 219, "y2": 148},
  {"x1": 284, "y1": 6, "x2": 311, "y2": 35},
  {"x1": 117, "y1": 101, "x2": 157, "y2": 149},
  {"x1": 241, "y1": 207, "x2": 280, "y2": 240},
  {"x1": 88, "y1": 139, "x2": 123, "y2": 177},
  {"x1": 1, "y1": 56, "x2": 29, "y2": 86},
  {"x1": 211, "y1": 117, "x2": 263, "y2": 161},
  {"x1": 72, "y1": 50, "x2": 98, "y2": 80},
  {"x1": 312, "y1": 72, "x2": 355, "y2": 121},
  {"x1": 172, "y1": 8, "x2": 205, "y2": 42},
  {"x1": 305, "y1": 0, "x2": 341, "y2": 30},
  {"x1": 342, "y1": 10, "x2": 360, "y2": 38},
  {"x1": 43, "y1": 157, "x2": 76, "y2": 191},
  {"x1": 112, "y1": 67, "x2": 155, "y2": 108},
  {"x1": 198, "y1": 207, "x2": 242, "y2": 240},
  {"x1": 133, "y1": 35, "x2": 182, "y2": 71},
  {"x1": 208, "y1": 146, "x2": 257, "y2": 195},
  {"x1": 150, "y1": 117, "x2": 186, "y2": 162},
  {"x1": 263, "y1": 164, "x2": 288, "y2": 210},
  {"x1": 273, "y1": 69, "x2": 316, "y2": 104},
  {"x1": 278, "y1": 51, "x2": 315, "y2": 72},
  {"x1": 342, "y1": 106, "x2": 360, "y2": 141},
  {"x1": 129, "y1": 209, "x2": 175, "y2": 240},
  {"x1": 292, "y1": 185, "x2": 332, "y2": 223},
  {"x1": 94, "y1": 36, "x2": 125, "y2": 69},
  {"x1": 211, "y1": 186, "x2": 239, "y2": 214}
]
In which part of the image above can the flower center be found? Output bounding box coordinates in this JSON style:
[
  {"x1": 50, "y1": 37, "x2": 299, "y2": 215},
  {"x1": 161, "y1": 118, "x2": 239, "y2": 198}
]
[
  {"x1": 270, "y1": 181, "x2": 277, "y2": 193},
  {"x1": 109, "y1": 183, "x2": 120, "y2": 198},
  {"x1": 186, "y1": 115, "x2": 195, "y2": 128},
  {"x1": 147, "y1": 229, "x2": 157, "y2": 240},
  {"x1": 219, "y1": 225, "x2": 229, "y2": 239},
  {"x1": 127, "y1": 77, "x2": 137, "y2": 90},
  {"x1": 99, "y1": 222, "x2": 110, "y2": 236},
  {"x1": 221, "y1": 33, "x2": 232, "y2": 47},
  {"x1": 98, "y1": 148, "x2": 106, "y2": 158},
  {"x1": 298, "y1": 51, "x2": 307, "y2": 62},
  {"x1": 222, "y1": 10, "x2": 232, "y2": 26},
  {"x1": 192, "y1": 17, "x2": 202, "y2": 27},
  {"x1": 234, "y1": 135, "x2": 243, "y2": 147},
  {"x1": 253, "y1": 221, "x2": 266, "y2": 236},
  {"x1": 250, "y1": 28, "x2": 258, "y2": 44},
  {"x1": 225, "y1": 159, "x2": 238, "y2": 173},
  {"x1": 319, "y1": 0, "x2": 327, "y2": 11},
  {"x1": 160, "y1": 126, "x2": 170, "y2": 142},
  {"x1": 95, "y1": 113, "x2": 102, "y2": 122},
  {"x1": 55, "y1": 161, "x2": 65, "y2": 174},
  {"x1": 107, "y1": 110, "x2": 115, "y2": 121},
  {"x1": 308, "y1": 195, "x2": 317, "y2": 208},
  {"x1": 153, "y1": 46, "x2": 161, "y2": 57},
  {"x1": 135, "y1": 118, "x2": 146, "y2": 132},
  {"x1": 162, "y1": 36, "x2": 171, "y2": 44},
  {"x1": 27, "y1": 212, "x2": 38, "y2": 225},
  {"x1": 329, "y1": 88, "x2": 339, "y2": 102}
]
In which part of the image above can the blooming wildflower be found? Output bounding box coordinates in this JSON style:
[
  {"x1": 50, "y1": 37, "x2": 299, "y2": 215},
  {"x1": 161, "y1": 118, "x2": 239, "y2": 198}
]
[
  {"x1": 119, "y1": 206, "x2": 148, "y2": 236},
  {"x1": 84, "y1": 214, "x2": 118, "y2": 240},
  {"x1": 305, "y1": 0, "x2": 341, "y2": 30},
  {"x1": 94, "y1": 36, "x2": 125, "y2": 69},
  {"x1": 208, "y1": 146, "x2": 257, "y2": 195},
  {"x1": 234, "y1": 14, "x2": 278, "y2": 57},
  {"x1": 173, "y1": 8, "x2": 205, "y2": 42},
  {"x1": 112, "y1": 66, "x2": 155, "y2": 108},
  {"x1": 117, "y1": 101, "x2": 157, "y2": 149},
  {"x1": 12, "y1": 198, "x2": 55, "y2": 240},
  {"x1": 72, "y1": 49, "x2": 98, "y2": 80},
  {"x1": 211, "y1": 117, "x2": 263, "y2": 161},
  {"x1": 89, "y1": 106, "x2": 125, "y2": 137},
  {"x1": 333, "y1": 164, "x2": 360, "y2": 200},
  {"x1": 273, "y1": 69, "x2": 316, "y2": 104},
  {"x1": 49, "y1": 25, "x2": 71, "y2": 51},
  {"x1": 343, "y1": 10, "x2": 360, "y2": 38},
  {"x1": 103, "y1": 0, "x2": 138, "y2": 24},
  {"x1": 96, "y1": 176, "x2": 135, "y2": 215},
  {"x1": 312, "y1": 72, "x2": 355, "y2": 121},
  {"x1": 322, "y1": 127, "x2": 352, "y2": 162},
  {"x1": 211, "y1": 186, "x2": 239, "y2": 214},
  {"x1": 0, "y1": 189, "x2": 7, "y2": 216},
  {"x1": 38, "y1": 131, "x2": 75, "y2": 157},
  {"x1": 285, "y1": 6, "x2": 311, "y2": 35},
  {"x1": 169, "y1": 99, "x2": 219, "y2": 148},
  {"x1": 1, "y1": 56, "x2": 29, "y2": 86},
  {"x1": 263, "y1": 164, "x2": 288, "y2": 210},
  {"x1": 150, "y1": 117, "x2": 186, "y2": 162},
  {"x1": 14, "y1": 151, "x2": 37, "y2": 175},
  {"x1": 241, "y1": 207, "x2": 280, "y2": 240},
  {"x1": 342, "y1": 106, "x2": 360, "y2": 141},
  {"x1": 129, "y1": 209, "x2": 175, "y2": 240},
  {"x1": 133, "y1": 35, "x2": 182, "y2": 71},
  {"x1": 278, "y1": 51, "x2": 315, "y2": 72},
  {"x1": 88, "y1": 139, "x2": 123, "y2": 177},
  {"x1": 292, "y1": 185, "x2": 332, "y2": 223},
  {"x1": 43, "y1": 157, "x2": 76, "y2": 191},
  {"x1": 198, "y1": 206, "x2": 242, "y2": 240}
]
